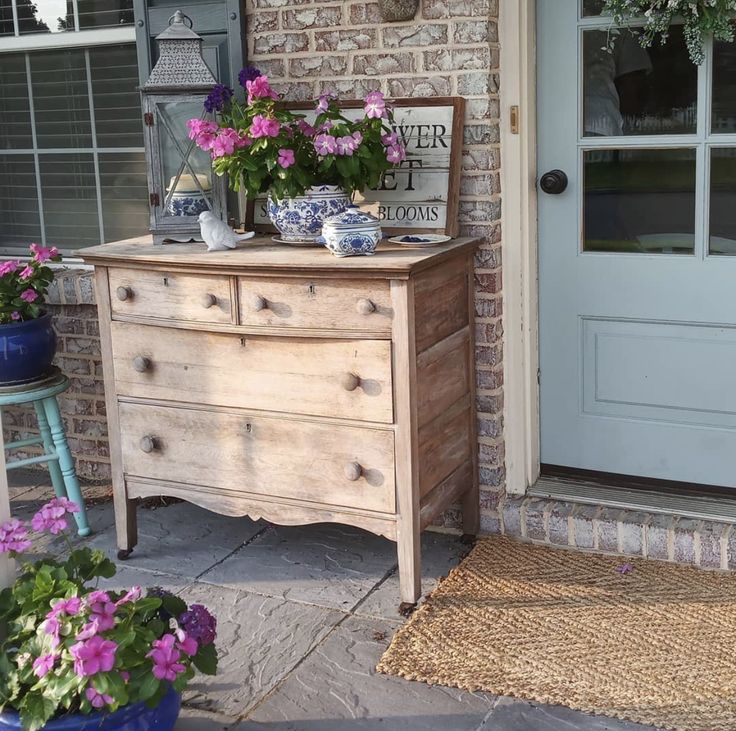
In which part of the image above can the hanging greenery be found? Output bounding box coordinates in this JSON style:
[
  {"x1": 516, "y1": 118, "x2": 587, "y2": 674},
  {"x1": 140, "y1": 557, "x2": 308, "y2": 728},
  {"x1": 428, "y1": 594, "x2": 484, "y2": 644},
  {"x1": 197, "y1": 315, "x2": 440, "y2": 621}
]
[{"x1": 601, "y1": 0, "x2": 736, "y2": 64}]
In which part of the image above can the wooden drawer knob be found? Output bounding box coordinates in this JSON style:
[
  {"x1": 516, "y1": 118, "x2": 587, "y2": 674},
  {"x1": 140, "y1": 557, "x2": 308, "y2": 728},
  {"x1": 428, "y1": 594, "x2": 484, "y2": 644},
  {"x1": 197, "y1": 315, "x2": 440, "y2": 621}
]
[
  {"x1": 139, "y1": 436, "x2": 158, "y2": 453},
  {"x1": 341, "y1": 372, "x2": 361, "y2": 392},
  {"x1": 116, "y1": 286, "x2": 132, "y2": 301},
  {"x1": 133, "y1": 356, "x2": 151, "y2": 373},
  {"x1": 344, "y1": 461, "x2": 362, "y2": 481},
  {"x1": 249, "y1": 294, "x2": 267, "y2": 312},
  {"x1": 356, "y1": 298, "x2": 375, "y2": 315},
  {"x1": 201, "y1": 293, "x2": 217, "y2": 309}
]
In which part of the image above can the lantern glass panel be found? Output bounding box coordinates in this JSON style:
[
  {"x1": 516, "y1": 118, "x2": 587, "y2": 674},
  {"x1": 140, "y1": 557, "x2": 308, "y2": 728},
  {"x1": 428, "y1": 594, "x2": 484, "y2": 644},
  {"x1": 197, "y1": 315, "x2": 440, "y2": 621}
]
[{"x1": 156, "y1": 99, "x2": 214, "y2": 220}]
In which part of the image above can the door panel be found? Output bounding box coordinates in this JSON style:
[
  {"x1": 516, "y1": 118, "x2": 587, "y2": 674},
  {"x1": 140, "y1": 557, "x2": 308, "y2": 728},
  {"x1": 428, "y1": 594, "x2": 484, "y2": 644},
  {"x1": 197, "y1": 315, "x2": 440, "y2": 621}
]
[{"x1": 538, "y1": 0, "x2": 736, "y2": 486}]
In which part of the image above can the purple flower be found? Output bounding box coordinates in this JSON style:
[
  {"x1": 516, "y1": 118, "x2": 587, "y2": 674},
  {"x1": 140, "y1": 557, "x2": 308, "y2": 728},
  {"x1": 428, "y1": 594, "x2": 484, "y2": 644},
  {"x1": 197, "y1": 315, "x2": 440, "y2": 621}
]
[
  {"x1": 179, "y1": 603, "x2": 217, "y2": 647},
  {"x1": 85, "y1": 686, "x2": 114, "y2": 709},
  {"x1": 297, "y1": 119, "x2": 316, "y2": 137},
  {"x1": 70, "y1": 636, "x2": 118, "y2": 677},
  {"x1": 20, "y1": 288, "x2": 38, "y2": 303},
  {"x1": 315, "y1": 92, "x2": 335, "y2": 114},
  {"x1": 116, "y1": 586, "x2": 142, "y2": 607},
  {"x1": 277, "y1": 148, "x2": 295, "y2": 169},
  {"x1": 381, "y1": 131, "x2": 399, "y2": 146},
  {"x1": 204, "y1": 84, "x2": 234, "y2": 114},
  {"x1": 616, "y1": 563, "x2": 634, "y2": 575},
  {"x1": 336, "y1": 135, "x2": 356, "y2": 156},
  {"x1": 0, "y1": 260, "x2": 19, "y2": 277},
  {"x1": 31, "y1": 497, "x2": 79, "y2": 535},
  {"x1": 238, "y1": 66, "x2": 262, "y2": 88},
  {"x1": 10, "y1": 312, "x2": 20, "y2": 321},
  {"x1": 75, "y1": 621, "x2": 100, "y2": 642},
  {"x1": 352, "y1": 131, "x2": 363, "y2": 146},
  {"x1": 148, "y1": 634, "x2": 186, "y2": 682},
  {"x1": 0, "y1": 517, "x2": 31, "y2": 554},
  {"x1": 32, "y1": 654, "x2": 58, "y2": 679},
  {"x1": 386, "y1": 144, "x2": 406, "y2": 164},
  {"x1": 364, "y1": 91, "x2": 387, "y2": 119},
  {"x1": 314, "y1": 133, "x2": 337, "y2": 156}
]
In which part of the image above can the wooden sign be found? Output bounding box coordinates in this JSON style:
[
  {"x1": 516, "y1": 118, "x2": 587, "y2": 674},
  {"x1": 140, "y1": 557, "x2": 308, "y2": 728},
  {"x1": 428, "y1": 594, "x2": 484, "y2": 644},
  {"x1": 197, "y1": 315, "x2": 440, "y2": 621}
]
[{"x1": 247, "y1": 97, "x2": 464, "y2": 237}]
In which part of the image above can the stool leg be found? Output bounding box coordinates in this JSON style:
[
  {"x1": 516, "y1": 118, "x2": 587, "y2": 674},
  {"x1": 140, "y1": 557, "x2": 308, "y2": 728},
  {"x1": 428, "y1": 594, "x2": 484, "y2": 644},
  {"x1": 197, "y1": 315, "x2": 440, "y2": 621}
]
[
  {"x1": 41, "y1": 397, "x2": 91, "y2": 537},
  {"x1": 33, "y1": 400, "x2": 66, "y2": 500}
]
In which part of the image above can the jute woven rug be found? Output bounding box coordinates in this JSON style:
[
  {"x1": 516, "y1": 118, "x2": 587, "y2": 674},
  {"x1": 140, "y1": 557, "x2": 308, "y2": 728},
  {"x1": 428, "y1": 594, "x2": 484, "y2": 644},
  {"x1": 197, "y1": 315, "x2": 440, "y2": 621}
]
[{"x1": 377, "y1": 536, "x2": 736, "y2": 731}]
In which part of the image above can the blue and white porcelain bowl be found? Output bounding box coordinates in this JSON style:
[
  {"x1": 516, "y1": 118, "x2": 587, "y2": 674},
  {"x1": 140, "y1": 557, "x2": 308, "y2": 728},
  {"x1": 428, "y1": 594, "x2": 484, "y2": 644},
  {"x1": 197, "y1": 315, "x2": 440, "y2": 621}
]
[
  {"x1": 268, "y1": 185, "x2": 350, "y2": 244},
  {"x1": 321, "y1": 205, "x2": 382, "y2": 257},
  {"x1": 166, "y1": 174, "x2": 211, "y2": 218}
]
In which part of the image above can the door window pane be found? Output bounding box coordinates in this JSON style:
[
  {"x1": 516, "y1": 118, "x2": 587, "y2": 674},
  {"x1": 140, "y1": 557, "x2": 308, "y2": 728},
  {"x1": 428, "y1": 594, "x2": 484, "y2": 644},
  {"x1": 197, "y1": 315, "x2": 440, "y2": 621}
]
[
  {"x1": 0, "y1": 53, "x2": 33, "y2": 149},
  {"x1": 0, "y1": 155, "x2": 42, "y2": 246},
  {"x1": 584, "y1": 148, "x2": 697, "y2": 254},
  {"x1": 17, "y1": 0, "x2": 73, "y2": 33},
  {"x1": 31, "y1": 49, "x2": 92, "y2": 148},
  {"x1": 583, "y1": 26, "x2": 697, "y2": 136},
  {"x1": 712, "y1": 41, "x2": 736, "y2": 134},
  {"x1": 709, "y1": 148, "x2": 736, "y2": 255},
  {"x1": 78, "y1": 0, "x2": 134, "y2": 29}
]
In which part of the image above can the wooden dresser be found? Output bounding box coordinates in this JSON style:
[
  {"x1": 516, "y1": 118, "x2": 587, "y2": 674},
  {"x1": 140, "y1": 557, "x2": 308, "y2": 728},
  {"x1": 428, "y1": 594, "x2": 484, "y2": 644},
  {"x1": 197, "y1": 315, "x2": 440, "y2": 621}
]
[{"x1": 82, "y1": 236, "x2": 480, "y2": 607}]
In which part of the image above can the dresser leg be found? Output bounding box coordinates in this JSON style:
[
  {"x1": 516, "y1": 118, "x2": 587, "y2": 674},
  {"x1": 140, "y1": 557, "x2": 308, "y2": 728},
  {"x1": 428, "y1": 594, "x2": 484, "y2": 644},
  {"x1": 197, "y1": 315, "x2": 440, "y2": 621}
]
[
  {"x1": 115, "y1": 496, "x2": 138, "y2": 560},
  {"x1": 397, "y1": 523, "x2": 421, "y2": 610}
]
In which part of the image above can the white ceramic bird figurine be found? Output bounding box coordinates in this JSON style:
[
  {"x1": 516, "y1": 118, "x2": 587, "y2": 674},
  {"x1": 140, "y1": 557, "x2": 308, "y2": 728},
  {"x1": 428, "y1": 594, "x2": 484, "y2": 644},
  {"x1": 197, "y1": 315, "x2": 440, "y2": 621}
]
[{"x1": 198, "y1": 211, "x2": 256, "y2": 251}]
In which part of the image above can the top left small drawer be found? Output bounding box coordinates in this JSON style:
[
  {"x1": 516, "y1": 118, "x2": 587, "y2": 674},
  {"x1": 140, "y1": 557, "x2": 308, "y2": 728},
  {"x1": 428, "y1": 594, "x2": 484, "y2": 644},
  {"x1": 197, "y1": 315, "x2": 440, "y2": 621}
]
[{"x1": 108, "y1": 268, "x2": 233, "y2": 324}]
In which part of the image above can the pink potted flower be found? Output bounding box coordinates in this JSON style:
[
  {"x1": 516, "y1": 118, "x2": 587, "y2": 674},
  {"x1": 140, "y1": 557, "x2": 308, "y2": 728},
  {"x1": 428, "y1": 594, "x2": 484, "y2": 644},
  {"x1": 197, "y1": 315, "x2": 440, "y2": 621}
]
[
  {"x1": 0, "y1": 499, "x2": 218, "y2": 731},
  {"x1": 188, "y1": 68, "x2": 406, "y2": 244},
  {"x1": 0, "y1": 243, "x2": 62, "y2": 385}
]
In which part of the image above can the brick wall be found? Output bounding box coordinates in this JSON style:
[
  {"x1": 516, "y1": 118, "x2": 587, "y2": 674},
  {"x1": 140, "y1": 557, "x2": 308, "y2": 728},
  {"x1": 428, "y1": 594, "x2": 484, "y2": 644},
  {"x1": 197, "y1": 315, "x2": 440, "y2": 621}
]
[
  {"x1": 246, "y1": 0, "x2": 505, "y2": 533},
  {"x1": 2, "y1": 270, "x2": 111, "y2": 482}
]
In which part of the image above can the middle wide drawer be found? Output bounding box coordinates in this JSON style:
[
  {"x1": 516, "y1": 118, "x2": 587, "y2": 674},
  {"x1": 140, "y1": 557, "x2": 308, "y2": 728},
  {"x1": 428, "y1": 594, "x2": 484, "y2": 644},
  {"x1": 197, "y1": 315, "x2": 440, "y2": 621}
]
[{"x1": 110, "y1": 321, "x2": 394, "y2": 423}]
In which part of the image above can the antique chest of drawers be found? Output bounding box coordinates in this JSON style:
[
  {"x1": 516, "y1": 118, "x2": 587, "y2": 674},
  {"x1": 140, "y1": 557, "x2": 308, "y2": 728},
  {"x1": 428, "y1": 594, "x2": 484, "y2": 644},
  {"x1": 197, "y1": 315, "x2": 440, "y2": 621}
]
[{"x1": 82, "y1": 236, "x2": 480, "y2": 607}]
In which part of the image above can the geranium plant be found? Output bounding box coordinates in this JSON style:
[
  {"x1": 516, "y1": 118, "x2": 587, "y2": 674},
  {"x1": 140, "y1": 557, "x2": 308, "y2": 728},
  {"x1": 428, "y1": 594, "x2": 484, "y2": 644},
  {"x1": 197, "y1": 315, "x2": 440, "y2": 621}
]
[
  {"x1": 187, "y1": 67, "x2": 406, "y2": 201},
  {"x1": 0, "y1": 499, "x2": 218, "y2": 731},
  {"x1": 602, "y1": 0, "x2": 736, "y2": 64},
  {"x1": 0, "y1": 244, "x2": 61, "y2": 325}
]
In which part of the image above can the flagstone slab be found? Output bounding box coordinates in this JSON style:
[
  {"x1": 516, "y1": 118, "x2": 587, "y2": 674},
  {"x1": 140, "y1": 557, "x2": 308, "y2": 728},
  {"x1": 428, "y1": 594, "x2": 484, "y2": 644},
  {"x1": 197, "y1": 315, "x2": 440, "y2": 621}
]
[
  {"x1": 85, "y1": 502, "x2": 264, "y2": 579},
  {"x1": 199, "y1": 523, "x2": 398, "y2": 611},
  {"x1": 180, "y1": 582, "x2": 345, "y2": 717},
  {"x1": 248, "y1": 615, "x2": 494, "y2": 730},
  {"x1": 355, "y1": 531, "x2": 466, "y2": 619},
  {"x1": 479, "y1": 697, "x2": 662, "y2": 731}
]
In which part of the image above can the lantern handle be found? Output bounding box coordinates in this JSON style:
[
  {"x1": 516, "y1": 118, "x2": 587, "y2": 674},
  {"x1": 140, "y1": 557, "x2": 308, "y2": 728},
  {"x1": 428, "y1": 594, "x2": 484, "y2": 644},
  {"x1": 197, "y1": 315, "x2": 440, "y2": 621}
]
[{"x1": 168, "y1": 10, "x2": 193, "y2": 29}]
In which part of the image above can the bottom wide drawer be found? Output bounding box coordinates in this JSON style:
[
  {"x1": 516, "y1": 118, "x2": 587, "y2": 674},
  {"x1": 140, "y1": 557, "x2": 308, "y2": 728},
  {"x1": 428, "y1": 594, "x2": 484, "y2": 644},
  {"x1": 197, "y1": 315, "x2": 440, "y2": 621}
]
[{"x1": 118, "y1": 402, "x2": 396, "y2": 514}]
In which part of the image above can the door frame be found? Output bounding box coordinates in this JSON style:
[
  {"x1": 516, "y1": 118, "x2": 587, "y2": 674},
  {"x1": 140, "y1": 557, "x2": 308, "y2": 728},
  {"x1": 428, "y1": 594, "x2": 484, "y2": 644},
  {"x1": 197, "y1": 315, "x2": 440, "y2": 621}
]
[{"x1": 499, "y1": 0, "x2": 540, "y2": 495}]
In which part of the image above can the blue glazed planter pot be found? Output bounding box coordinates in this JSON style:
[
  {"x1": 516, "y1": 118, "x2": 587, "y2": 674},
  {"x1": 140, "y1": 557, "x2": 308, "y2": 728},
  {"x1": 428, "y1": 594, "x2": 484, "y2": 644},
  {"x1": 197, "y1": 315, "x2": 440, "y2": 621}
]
[
  {"x1": 0, "y1": 685, "x2": 181, "y2": 731},
  {"x1": 268, "y1": 185, "x2": 349, "y2": 244},
  {"x1": 0, "y1": 311, "x2": 57, "y2": 385}
]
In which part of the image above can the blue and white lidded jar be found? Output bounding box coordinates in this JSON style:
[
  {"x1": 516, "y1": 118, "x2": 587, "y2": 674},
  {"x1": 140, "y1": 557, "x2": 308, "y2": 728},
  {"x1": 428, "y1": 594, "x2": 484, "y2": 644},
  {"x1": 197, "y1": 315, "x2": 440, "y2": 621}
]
[{"x1": 321, "y1": 205, "x2": 382, "y2": 257}]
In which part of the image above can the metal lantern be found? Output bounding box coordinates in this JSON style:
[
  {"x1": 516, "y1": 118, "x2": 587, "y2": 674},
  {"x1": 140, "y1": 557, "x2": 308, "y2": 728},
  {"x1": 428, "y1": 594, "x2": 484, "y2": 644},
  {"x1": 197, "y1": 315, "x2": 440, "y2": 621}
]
[{"x1": 140, "y1": 10, "x2": 226, "y2": 244}]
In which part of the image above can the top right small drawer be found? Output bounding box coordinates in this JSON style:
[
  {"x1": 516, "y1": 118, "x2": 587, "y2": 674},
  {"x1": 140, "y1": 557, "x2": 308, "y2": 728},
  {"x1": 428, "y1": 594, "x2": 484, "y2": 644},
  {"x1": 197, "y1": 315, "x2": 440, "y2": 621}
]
[{"x1": 237, "y1": 276, "x2": 393, "y2": 333}]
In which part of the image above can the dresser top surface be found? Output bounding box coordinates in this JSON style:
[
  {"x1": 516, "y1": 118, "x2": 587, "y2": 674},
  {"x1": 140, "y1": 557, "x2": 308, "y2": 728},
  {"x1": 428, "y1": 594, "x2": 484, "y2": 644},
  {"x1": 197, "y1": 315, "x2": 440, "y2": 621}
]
[{"x1": 80, "y1": 235, "x2": 480, "y2": 276}]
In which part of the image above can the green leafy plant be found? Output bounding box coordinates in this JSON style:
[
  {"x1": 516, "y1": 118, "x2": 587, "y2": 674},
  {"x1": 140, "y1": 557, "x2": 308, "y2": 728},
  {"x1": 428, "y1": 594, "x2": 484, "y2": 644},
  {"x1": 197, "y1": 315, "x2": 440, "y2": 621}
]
[
  {"x1": 187, "y1": 68, "x2": 406, "y2": 201},
  {"x1": 0, "y1": 500, "x2": 218, "y2": 731},
  {"x1": 602, "y1": 0, "x2": 736, "y2": 63},
  {"x1": 0, "y1": 244, "x2": 62, "y2": 325}
]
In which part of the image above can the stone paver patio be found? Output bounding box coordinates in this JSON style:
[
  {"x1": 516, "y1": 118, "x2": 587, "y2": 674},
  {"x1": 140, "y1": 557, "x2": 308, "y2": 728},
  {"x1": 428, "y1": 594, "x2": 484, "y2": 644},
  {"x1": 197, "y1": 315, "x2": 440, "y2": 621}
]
[{"x1": 7, "y1": 471, "x2": 661, "y2": 731}]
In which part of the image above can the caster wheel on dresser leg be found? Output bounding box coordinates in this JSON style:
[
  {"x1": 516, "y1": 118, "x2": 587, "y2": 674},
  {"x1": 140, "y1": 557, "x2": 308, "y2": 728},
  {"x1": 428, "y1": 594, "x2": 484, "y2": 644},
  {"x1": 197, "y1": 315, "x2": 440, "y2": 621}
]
[
  {"x1": 398, "y1": 601, "x2": 417, "y2": 618},
  {"x1": 117, "y1": 549, "x2": 134, "y2": 561}
]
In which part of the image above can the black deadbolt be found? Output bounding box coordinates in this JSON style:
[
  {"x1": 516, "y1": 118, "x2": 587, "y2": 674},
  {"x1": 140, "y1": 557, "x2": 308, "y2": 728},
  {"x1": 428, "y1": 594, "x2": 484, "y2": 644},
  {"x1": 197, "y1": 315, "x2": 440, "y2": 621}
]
[{"x1": 539, "y1": 169, "x2": 568, "y2": 195}]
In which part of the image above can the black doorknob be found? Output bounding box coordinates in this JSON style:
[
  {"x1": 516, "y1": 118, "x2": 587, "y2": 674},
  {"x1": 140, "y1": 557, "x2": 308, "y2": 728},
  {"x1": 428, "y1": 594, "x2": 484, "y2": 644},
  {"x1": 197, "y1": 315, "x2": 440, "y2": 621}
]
[{"x1": 539, "y1": 169, "x2": 568, "y2": 195}]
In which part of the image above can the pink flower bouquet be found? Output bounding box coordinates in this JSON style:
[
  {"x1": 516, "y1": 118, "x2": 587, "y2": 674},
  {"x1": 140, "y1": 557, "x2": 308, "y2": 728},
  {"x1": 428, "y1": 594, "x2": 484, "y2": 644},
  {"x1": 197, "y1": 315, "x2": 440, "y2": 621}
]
[
  {"x1": 0, "y1": 499, "x2": 217, "y2": 731},
  {"x1": 0, "y1": 243, "x2": 61, "y2": 325},
  {"x1": 188, "y1": 68, "x2": 406, "y2": 202}
]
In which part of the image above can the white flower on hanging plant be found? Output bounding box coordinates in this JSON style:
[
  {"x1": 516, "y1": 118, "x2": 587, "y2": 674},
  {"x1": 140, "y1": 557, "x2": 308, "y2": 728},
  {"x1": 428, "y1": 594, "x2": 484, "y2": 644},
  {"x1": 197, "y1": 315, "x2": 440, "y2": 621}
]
[{"x1": 602, "y1": 0, "x2": 736, "y2": 63}]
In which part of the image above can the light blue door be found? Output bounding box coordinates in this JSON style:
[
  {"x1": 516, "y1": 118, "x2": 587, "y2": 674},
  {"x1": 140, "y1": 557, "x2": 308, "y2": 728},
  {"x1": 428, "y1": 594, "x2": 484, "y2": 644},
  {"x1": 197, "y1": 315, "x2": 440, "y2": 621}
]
[{"x1": 538, "y1": 0, "x2": 736, "y2": 485}]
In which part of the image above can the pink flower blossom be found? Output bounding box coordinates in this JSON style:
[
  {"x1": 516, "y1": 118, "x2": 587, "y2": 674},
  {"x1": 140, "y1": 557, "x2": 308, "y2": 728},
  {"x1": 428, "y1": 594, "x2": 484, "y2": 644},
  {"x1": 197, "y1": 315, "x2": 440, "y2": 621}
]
[
  {"x1": 19, "y1": 265, "x2": 34, "y2": 280},
  {"x1": 115, "y1": 586, "x2": 142, "y2": 607},
  {"x1": 277, "y1": 148, "x2": 295, "y2": 169},
  {"x1": 0, "y1": 260, "x2": 19, "y2": 277},
  {"x1": 250, "y1": 115, "x2": 281, "y2": 139},
  {"x1": 187, "y1": 119, "x2": 219, "y2": 151},
  {"x1": 91, "y1": 600, "x2": 117, "y2": 632},
  {"x1": 352, "y1": 131, "x2": 363, "y2": 146},
  {"x1": 315, "y1": 92, "x2": 335, "y2": 114},
  {"x1": 71, "y1": 636, "x2": 118, "y2": 677},
  {"x1": 32, "y1": 654, "x2": 58, "y2": 679},
  {"x1": 49, "y1": 596, "x2": 82, "y2": 617},
  {"x1": 120, "y1": 671, "x2": 130, "y2": 683},
  {"x1": 31, "y1": 497, "x2": 79, "y2": 535},
  {"x1": 75, "y1": 621, "x2": 99, "y2": 642},
  {"x1": 364, "y1": 91, "x2": 387, "y2": 119},
  {"x1": 175, "y1": 628, "x2": 198, "y2": 656},
  {"x1": 314, "y1": 134, "x2": 337, "y2": 156},
  {"x1": 386, "y1": 144, "x2": 406, "y2": 164},
  {"x1": 20, "y1": 288, "x2": 38, "y2": 303},
  {"x1": 148, "y1": 634, "x2": 186, "y2": 682},
  {"x1": 0, "y1": 517, "x2": 31, "y2": 554},
  {"x1": 29, "y1": 243, "x2": 59, "y2": 264},
  {"x1": 211, "y1": 127, "x2": 247, "y2": 158},
  {"x1": 245, "y1": 75, "x2": 279, "y2": 104},
  {"x1": 42, "y1": 616, "x2": 62, "y2": 648},
  {"x1": 10, "y1": 312, "x2": 20, "y2": 321},
  {"x1": 297, "y1": 119, "x2": 316, "y2": 137},
  {"x1": 85, "y1": 686, "x2": 114, "y2": 709},
  {"x1": 336, "y1": 136, "x2": 356, "y2": 156},
  {"x1": 381, "y1": 131, "x2": 399, "y2": 146}
]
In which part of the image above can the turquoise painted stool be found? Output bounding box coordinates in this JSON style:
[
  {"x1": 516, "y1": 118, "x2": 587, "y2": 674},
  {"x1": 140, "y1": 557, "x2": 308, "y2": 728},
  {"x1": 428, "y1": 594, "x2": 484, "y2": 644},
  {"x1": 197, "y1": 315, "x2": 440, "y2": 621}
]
[{"x1": 0, "y1": 369, "x2": 91, "y2": 537}]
